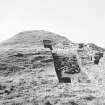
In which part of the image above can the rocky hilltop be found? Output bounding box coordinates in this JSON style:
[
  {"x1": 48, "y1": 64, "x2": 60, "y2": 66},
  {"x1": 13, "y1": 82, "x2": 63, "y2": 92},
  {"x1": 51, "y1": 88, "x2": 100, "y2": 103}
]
[{"x1": 0, "y1": 30, "x2": 105, "y2": 105}]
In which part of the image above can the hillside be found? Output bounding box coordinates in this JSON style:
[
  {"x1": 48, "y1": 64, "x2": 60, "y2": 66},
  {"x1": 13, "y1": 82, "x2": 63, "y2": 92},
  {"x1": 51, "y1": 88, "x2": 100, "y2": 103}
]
[
  {"x1": 0, "y1": 30, "x2": 105, "y2": 105},
  {"x1": 1, "y1": 30, "x2": 73, "y2": 49}
]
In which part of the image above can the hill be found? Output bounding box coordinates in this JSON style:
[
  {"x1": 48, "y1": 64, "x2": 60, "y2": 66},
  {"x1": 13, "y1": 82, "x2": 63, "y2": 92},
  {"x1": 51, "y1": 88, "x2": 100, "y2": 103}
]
[
  {"x1": 1, "y1": 30, "x2": 73, "y2": 49},
  {"x1": 0, "y1": 30, "x2": 105, "y2": 105}
]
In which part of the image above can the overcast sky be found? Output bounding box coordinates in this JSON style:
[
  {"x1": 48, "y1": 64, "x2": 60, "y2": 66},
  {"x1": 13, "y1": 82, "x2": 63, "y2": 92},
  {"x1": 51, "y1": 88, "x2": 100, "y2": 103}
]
[{"x1": 0, "y1": 0, "x2": 105, "y2": 47}]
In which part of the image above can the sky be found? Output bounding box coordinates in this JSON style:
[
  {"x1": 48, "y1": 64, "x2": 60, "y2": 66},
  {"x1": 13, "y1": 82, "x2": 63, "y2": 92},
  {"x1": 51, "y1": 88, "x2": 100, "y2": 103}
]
[{"x1": 0, "y1": 0, "x2": 105, "y2": 47}]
